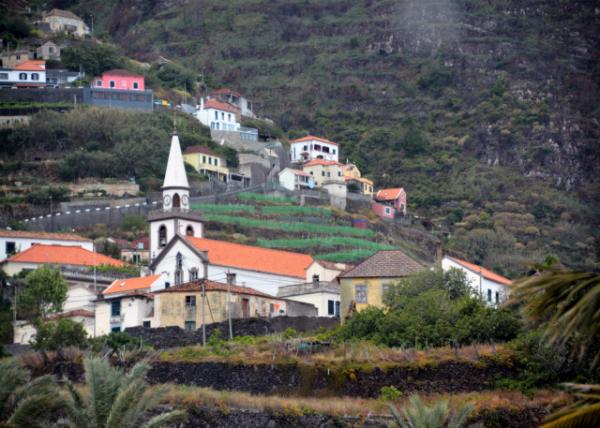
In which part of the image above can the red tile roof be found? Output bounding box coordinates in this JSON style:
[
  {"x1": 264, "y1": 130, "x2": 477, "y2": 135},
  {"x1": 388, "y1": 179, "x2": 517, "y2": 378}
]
[
  {"x1": 446, "y1": 256, "x2": 512, "y2": 286},
  {"x1": 131, "y1": 237, "x2": 149, "y2": 250},
  {"x1": 203, "y1": 99, "x2": 240, "y2": 114},
  {"x1": 375, "y1": 188, "x2": 405, "y2": 201},
  {"x1": 155, "y1": 279, "x2": 275, "y2": 298},
  {"x1": 7, "y1": 244, "x2": 124, "y2": 267},
  {"x1": 14, "y1": 60, "x2": 45, "y2": 71},
  {"x1": 184, "y1": 145, "x2": 221, "y2": 157},
  {"x1": 103, "y1": 274, "x2": 161, "y2": 295},
  {"x1": 0, "y1": 230, "x2": 90, "y2": 242},
  {"x1": 186, "y1": 237, "x2": 313, "y2": 279},
  {"x1": 211, "y1": 88, "x2": 242, "y2": 97},
  {"x1": 303, "y1": 159, "x2": 342, "y2": 167},
  {"x1": 291, "y1": 135, "x2": 338, "y2": 146}
]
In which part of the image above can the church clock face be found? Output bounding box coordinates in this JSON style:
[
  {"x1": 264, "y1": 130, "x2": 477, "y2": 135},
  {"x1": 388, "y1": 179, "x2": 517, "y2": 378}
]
[
  {"x1": 164, "y1": 195, "x2": 171, "y2": 206},
  {"x1": 182, "y1": 195, "x2": 189, "y2": 206}
]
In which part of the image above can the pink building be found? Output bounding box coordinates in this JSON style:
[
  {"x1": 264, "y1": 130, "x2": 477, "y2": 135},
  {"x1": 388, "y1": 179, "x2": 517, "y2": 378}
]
[
  {"x1": 92, "y1": 69, "x2": 145, "y2": 90},
  {"x1": 372, "y1": 187, "x2": 407, "y2": 219}
]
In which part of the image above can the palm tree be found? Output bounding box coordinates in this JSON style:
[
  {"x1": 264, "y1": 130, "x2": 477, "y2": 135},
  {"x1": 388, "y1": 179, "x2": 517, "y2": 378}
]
[
  {"x1": 0, "y1": 359, "x2": 66, "y2": 428},
  {"x1": 513, "y1": 270, "x2": 600, "y2": 428},
  {"x1": 63, "y1": 356, "x2": 185, "y2": 428},
  {"x1": 388, "y1": 395, "x2": 481, "y2": 428}
]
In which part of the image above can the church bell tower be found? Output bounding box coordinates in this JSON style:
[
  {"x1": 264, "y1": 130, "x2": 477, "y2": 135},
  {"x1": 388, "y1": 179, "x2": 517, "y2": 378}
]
[{"x1": 148, "y1": 134, "x2": 204, "y2": 260}]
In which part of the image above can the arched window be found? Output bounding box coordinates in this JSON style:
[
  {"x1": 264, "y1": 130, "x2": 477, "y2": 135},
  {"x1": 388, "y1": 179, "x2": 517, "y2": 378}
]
[
  {"x1": 186, "y1": 225, "x2": 194, "y2": 236},
  {"x1": 31, "y1": 73, "x2": 39, "y2": 81},
  {"x1": 158, "y1": 225, "x2": 167, "y2": 247},
  {"x1": 173, "y1": 193, "x2": 181, "y2": 208},
  {"x1": 19, "y1": 73, "x2": 27, "y2": 80},
  {"x1": 175, "y1": 252, "x2": 183, "y2": 285}
]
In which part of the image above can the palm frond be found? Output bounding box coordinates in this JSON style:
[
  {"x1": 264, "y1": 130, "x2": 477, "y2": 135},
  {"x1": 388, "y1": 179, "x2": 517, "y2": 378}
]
[
  {"x1": 0, "y1": 360, "x2": 30, "y2": 420},
  {"x1": 541, "y1": 401, "x2": 600, "y2": 428},
  {"x1": 140, "y1": 410, "x2": 187, "y2": 428},
  {"x1": 83, "y1": 357, "x2": 123, "y2": 427},
  {"x1": 7, "y1": 391, "x2": 67, "y2": 428}
]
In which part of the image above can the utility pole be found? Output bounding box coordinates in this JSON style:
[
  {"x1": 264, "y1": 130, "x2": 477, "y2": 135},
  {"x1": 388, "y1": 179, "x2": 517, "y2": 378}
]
[
  {"x1": 226, "y1": 271, "x2": 234, "y2": 340},
  {"x1": 201, "y1": 279, "x2": 206, "y2": 346}
]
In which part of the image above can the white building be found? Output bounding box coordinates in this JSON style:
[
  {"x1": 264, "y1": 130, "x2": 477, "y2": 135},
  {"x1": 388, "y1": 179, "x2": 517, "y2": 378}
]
[
  {"x1": 441, "y1": 255, "x2": 512, "y2": 305},
  {"x1": 194, "y1": 97, "x2": 240, "y2": 131},
  {"x1": 0, "y1": 60, "x2": 46, "y2": 87},
  {"x1": 278, "y1": 168, "x2": 312, "y2": 191},
  {"x1": 40, "y1": 9, "x2": 90, "y2": 37},
  {"x1": 95, "y1": 293, "x2": 154, "y2": 335},
  {"x1": 0, "y1": 230, "x2": 93, "y2": 261},
  {"x1": 290, "y1": 135, "x2": 339, "y2": 163},
  {"x1": 277, "y1": 281, "x2": 341, "y2": 318},
  {"x1": 210, "y1": 88, "x2": 256, "y2": 118}
]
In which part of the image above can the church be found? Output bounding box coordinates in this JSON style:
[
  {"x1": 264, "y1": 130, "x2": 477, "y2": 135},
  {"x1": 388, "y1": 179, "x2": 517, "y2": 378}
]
[{"x1": 147, "y1": 133, "x2": 333, "y2": 296}]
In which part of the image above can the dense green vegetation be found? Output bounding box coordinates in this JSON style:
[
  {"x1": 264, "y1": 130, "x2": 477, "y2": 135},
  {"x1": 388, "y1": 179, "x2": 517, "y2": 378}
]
[
  {"x1": 69, "y1": 0, "x2": 599, "y2": 275},
  {"x1": 191, "y1": 203, "x2": 256, "y2": 214},
  {"x1": 342, "y1": 269, "x2": 521, "y2": 347},
  {"x1": 261, "y1": 205, "x2": 332, "y2": 217},
  {"x1": 237, "y1": 192, "x2": 295, "y2": 204},
  {"x1": 256, "y1": 236, "x2": 391, "y2": 250}
]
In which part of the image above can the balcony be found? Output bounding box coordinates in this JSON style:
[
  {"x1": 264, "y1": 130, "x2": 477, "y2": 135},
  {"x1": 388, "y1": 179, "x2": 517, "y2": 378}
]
[{"x1": 110, "y1": 314, "x2": 124, "y2": 324}]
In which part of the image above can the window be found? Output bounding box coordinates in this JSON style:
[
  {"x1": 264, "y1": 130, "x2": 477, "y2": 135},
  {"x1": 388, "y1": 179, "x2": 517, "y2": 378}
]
[
  {"x1": 487, "y1": 289, "x2": 492, "y2": 302},
  {"x1": 158, "y1": 225, "x2": 167, "y2": 247},
  {"x1": 143, "y1": 321, "x2": 151, "y2": 328},
  {"x1": 214, "y1": 111, "x2": 218, "y2": 120},
  {"x1": 314, "y1": 144, "x2": 321, "y2": 151},
  {"x1": 16, "y1": 55, "x2": 21, "y2": 60},
  {"x1": 202, "y1": 155, "x2": 206, "y2": 163},
  {"x1": 333, "y1": 149, "x2": 336, "y2": 154},
  {"x1": 214, "y1": 158, "x2": 218, "y2": 166},
  {"x1": 335, "y1": 301, "x2": 340, "y2": 316},
  {"x1": 312, "y1": 274, "x2": 320, "y2": 285},
  {"x1": 133, "y1": 81, "x2": 139, "y2": 89},
  {"x1": 189, "y1": 268, "x2": 198, "y2": 281},
  {"x1": 186, "y1": 225, "x2": 194, "y2": 236},
  {"x1": 165, "y1": 282, "x2": 170, "y2": 289},
  {"x1": 322, "y1": 146, "x2": 330, "y2": 153},
  {"x1": 228, "y1": 113, "x2": 231, "y2": 121},
  {"x1": 337, "y1": 171, "x2": 342, "y2": 176},
  {"x1": 328, "y1": 300, "x2": 335, "y2": 315},
  {"x1": 0, "y1": 73, "x2": 8, "y2": 80},
  {"x1": 49, "y1": 46, "x2": 55, "y2": 53},
  {"x1": 185, "y1": 295, "x2": 196, "y2": 307},
  {"x1": 495, "y1": 291, "x2": 500, "y2": 304},
  {"x1": 385, "y1": 207, "x2": 392, "y2": 215},
  {"x1": 96, "y1": 79, "x2": 102, "y2": 86},
  {"x1": 269, "y1": 303, "x2": 274, "y2": 314},
  {"x1": 355, "y1": 285, "x2": 367, "y2": 303},
  {"x1": 327, "y1": 172, "x2": 331, "y2": 177},
  {"x1": 111, "y1": 300, "x2": 121, "y2": 316},
  {"x1": 19, "y1": 73, "x2": 27, "y2": 80},
  {"x1": 303, "y1": 145, "x2": 308, "y2": 151},
  {"x1": 111, "y1": 326, "x2": 121, "y2": 333},
  {"x1": 31, "y1": 73, "x2": 39, "y2": 80},
  {"x1": 175, "y1": 270, "x2": 183, "y2": 285},
  {"x1": 221, "y1": 112, "x2": 224, "y2": 120},
  {"x1": 184, "y1": 321, "x2": 196, "y2": 332},
  {"x1": 321, "y1": 171, "x2": 325, "y2": 177},
  {"x1": 132, "y1": 254, "x2": 140, "y2": 264},
  {"x1": 382, "y1": 283, "x2": 391, "y2": 297},
  {"x1": 109, "y1": 80, "x2": 115, "y2": 88},
  {"x1": 5, "y1": 242, "x2": 16, "y2": 256},
  {"x1": 173, "y1": 193, "x2": 180, "y2": 208}
]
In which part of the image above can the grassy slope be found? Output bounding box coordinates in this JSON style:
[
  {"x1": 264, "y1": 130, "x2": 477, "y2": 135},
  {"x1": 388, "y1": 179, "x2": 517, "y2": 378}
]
[{"x1": 74, "y1": 0, "x2": 599, "y2": 275}]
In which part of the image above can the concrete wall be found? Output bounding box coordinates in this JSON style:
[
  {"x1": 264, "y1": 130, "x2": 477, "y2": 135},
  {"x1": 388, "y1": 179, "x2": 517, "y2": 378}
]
[
  {"x1": 284, "y1": 291, "x2": 340, "y2": 317},
  {"x1": 340, "y1": 276, "x2": 405, "y2": 323},
  {"x1": 0, "y1": 87, "x2": 83, "y2": 103}
]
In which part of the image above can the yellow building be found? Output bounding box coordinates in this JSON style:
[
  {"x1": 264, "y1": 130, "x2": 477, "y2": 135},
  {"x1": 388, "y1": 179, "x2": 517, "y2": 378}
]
[
  {"x1": 183, "y1": 145, "x2": 229, "y2": 182},
  {"x1": 339, "y1": 249, "x2": 424, "y2": 323},
  {"x1": 154, "y1": 279, "x2": 315, "y2": 330},
  {"x1": 343, "y1": 163, "x2": 374, "y2": 196}
]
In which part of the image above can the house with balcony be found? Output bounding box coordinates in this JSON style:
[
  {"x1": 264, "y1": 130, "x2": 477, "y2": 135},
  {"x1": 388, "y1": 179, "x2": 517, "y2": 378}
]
[
  {"x1": 210, "y1": 88, "x2": 256, "y2": 118},
  {"x1": 302, "y1": 159, "x2": 347, "y2": 202},
  {"x1": 88, "y1": 69, "x2": 153, "y2": 110},
  {"x1": 278, "y1": 168, "x2": 312, "y2": 191},
  {"x1": 343, "y1": 163, "x2": 374, "y2": 196},
  {"x1": 40, "y1": 9, "x2": 90, "y2": 37},
  {"x1": 372, "y1": 187, "x2": 408, "y2": 219},
  {"x1": 194, "y1": 97, "x2": 241, "y2": 131},
  {"x1": 92, "y1": 69, "x2": 145, "y2": 90},
  {"x1": 183, "y1": 145, "x2": 230, "y2": 182},
  {"x1": 290, "y1": 135, "x2": 339, "y2": 163}
]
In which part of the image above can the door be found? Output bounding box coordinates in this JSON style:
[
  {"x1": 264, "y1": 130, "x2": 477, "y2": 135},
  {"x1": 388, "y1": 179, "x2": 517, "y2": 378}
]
[{"x1": 241, "y1": 298, "x2": 249, "y2": 319}]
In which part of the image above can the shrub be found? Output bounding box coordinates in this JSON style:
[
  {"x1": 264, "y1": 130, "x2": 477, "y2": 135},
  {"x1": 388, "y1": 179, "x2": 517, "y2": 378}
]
[
  {"x1": 31, "y1": 318, "x2": 88, "y2": 351},
  {"x1": 25, "y1": 186, "x2": 70, "y2": 205},
  {"x1": 121, "y1": 215, "x2": 147, "y2": 231},
  {"x1": 380, "y1": 385, "x2": 402, "y2": 401}
]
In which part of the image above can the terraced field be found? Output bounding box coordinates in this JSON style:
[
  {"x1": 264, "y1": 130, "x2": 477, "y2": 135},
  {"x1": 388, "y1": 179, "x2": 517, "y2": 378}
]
[{"x1": 191, "y1": 193, "x2": 397, "y2": 263}]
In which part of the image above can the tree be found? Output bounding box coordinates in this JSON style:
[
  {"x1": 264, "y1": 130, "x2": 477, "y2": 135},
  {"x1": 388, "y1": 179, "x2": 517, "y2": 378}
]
[
  {"x1": 389, "y1": 395, "x2": 481, "y2": 428},
  {"x1": 0, "y1": 360, "x2": 66, "y2": 427},
  {"x1": 19, "y1": 267, "x2": 68, "y2": 321},
  {"x1": 31, "y1": 319, "x2": 88, "y2": 351},
  {"x1": 513, "y1": 270, "x2": 600, "y2": 427},
  {"x1": 64, "y1": 357, "x2": 186, "y2": 428}
]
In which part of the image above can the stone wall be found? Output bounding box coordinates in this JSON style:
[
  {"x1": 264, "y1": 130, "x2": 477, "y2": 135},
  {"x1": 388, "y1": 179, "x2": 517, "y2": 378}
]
[
  {"x1": 0, "y1": 88, "x2": 84, "y2": 104},
  {"x1": 125, "y1": 316, "x2": 339, "y2": 348}
]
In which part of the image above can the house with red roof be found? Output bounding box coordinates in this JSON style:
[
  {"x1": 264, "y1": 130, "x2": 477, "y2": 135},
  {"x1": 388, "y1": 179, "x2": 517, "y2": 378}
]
[
  {"x1": 441, "y1": 255, "x2": 512, "y2": 305},
  {"x1": 2, "y1": 243, "x2": 124, "y2": 277},
  {"x1": 290, "y1": 135, "x2": 339, "y2": 163},
  {"x1": 278, "y1": 167, "x2": 312, "y2": 191},
  {"x1": 0, "y1": 60, "x2": 47, "y2": 87},
  {"x1": 0, "y1": 229, "x2": 93, "y2": 261},
  {"x1": 372, "y1": 187, "x2": 408, "y2": 219},
  {"x1": 194, "y1": 96, "x2": 241, "y2": 131}
]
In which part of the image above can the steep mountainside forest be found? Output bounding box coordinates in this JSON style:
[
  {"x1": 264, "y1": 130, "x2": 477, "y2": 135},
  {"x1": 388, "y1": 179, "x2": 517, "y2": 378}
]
[{"x1": 3, "y1": 0, "x2": 600, "y2": 275}]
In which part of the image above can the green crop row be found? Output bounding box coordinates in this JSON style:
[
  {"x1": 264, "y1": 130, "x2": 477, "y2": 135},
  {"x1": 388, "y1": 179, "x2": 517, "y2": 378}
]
[
  {"x1": 191, "y1": 203, "x2": 256, "y2": 214},
  {"x1": 238, "y1": 192, "x2": 295, "y2": 204},
  {"x1": 203, "y1": 214, "x2": 376, "y2": 238},
  {"x1": 256, "y1": 236, "x2": 392, "y2": 250},
  {"x1": 260, "y1": 205, "x2": 332, "y2": 217},
  {"x1": 314, "y1": 249, "x2": 377, "y2": 263}
]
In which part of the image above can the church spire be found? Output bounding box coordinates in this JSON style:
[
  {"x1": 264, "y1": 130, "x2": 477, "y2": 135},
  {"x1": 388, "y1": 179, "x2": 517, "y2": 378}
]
[{"x1": 162, "y1": 134, "x2": 189, "y2": 191}]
